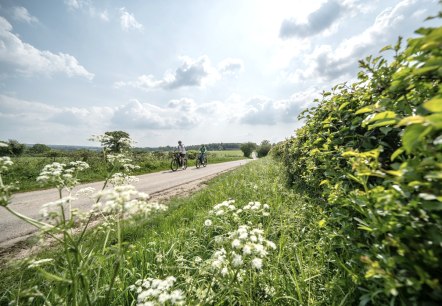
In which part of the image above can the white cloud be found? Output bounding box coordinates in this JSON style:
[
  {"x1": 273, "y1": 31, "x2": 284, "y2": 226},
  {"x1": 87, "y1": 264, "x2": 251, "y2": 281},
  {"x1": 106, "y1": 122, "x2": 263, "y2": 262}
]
[
  {"x1": 280, "y1": 0, "x2": 344, "y2": 38},
  {"x1": 218, "y1": 58, "x2": 244, "y2": 75},
  {"x1": 115, "y1": 56, "x2": 244, "y2": 91},
  {"x1": 64, "y1": 0, "x2": 90, "y2": 10},
  {"x1": 12, "y1": 6, "x2": 39, "y2": 24},
  {"x1": 237, "y1": 89, "x2": 318, "y2": 125},
  {"x1": 288, "y1": 0, "x2": 439, "y2": 82},
  {"x1": 119, "y1": 7, "x2": 143, "y2": 31},
  {"x1": 111, "y1": 98, "x2": 203, "y2": 129},
  {"x1": 0, "y1": 17, "x2": 94, "y2": 79},
  {"x1": 99, "y1": 10, "x2": 109, "y2": 22}
]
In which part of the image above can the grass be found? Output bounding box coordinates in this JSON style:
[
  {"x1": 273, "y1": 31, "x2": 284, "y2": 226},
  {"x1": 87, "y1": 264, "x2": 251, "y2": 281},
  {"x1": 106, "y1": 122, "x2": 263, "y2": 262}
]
[
  {"x1": 3, "y1": 151, "x2": 246, "y2": 193},
  {"x1": 0, "y1": 158, "x2": 356, "y2": 305}
]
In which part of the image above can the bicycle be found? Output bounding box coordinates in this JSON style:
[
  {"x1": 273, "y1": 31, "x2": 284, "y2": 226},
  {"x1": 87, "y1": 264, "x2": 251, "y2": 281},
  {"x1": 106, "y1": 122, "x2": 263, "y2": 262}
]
[
  {"x1": 170, "y1": 152, "x2": 187, "y2": 171},
  {"x1": 195, "y1": 153, "x2": 207, "y2": 168}
]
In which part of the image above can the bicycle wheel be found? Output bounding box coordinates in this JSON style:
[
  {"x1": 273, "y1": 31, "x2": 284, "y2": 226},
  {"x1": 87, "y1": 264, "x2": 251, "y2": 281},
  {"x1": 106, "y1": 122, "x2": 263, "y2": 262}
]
[
  {"x1": 183, "y1": 158, "x2": 188, "y2": 170},
  {"x1": 203, "y1": 157, "x2": 207, "y2": 167},
  {"x1": 196, "y1": 158, "x2": 200, "y2": 168},
  {"x1": 171, "y1": 158, "x2": 179, "y2": 171}
]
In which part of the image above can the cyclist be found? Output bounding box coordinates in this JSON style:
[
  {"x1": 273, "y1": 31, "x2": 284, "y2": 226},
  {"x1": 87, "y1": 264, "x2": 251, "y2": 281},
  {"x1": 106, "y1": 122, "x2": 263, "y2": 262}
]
[
  {"x1": 177, "y1": 140, "x2": 186, "y2": 169},
  {"x1": 198, "y1": 144, "x2": 207, "y2": 164}
]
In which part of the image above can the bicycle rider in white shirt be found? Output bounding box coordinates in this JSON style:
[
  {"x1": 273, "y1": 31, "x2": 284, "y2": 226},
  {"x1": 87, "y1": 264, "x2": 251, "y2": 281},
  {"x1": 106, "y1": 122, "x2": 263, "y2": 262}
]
[{"x1": 177, "y1": 140, "x2": 186, "y2": 169}]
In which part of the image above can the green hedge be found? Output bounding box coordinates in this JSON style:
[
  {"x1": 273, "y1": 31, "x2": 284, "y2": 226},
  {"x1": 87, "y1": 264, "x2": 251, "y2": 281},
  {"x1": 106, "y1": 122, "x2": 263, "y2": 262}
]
[{"x1": 273, "y1": 22, "x2": 442, "y2": 304}]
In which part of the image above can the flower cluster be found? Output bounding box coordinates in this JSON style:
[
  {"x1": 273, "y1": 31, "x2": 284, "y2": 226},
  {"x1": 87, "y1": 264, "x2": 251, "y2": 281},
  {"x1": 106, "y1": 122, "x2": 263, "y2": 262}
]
[
  {"x1": 209, "y1": 224, "x2": 276, "y2": 274},
  {"x1": 0, "y1": 156, "x2": 13, "y2": 173},
  {"x1": 208, "y1": 200, "x2": 271, "y2": 224},
  {"x1": 209, "y1": 199, "x2": 236, "y2": 216},
  {"x1": 129, "y1": 276, "x2": 185, "y2": 305},
  {"x1": 0, "y1": 157, "x2": 17, "y2": 207},
  {"x1": 36, "y1": 161, "x2": 89, "y2": 190},
  {"x1": 39, "y1": 196, "x2": 77, "y2": 219},
  {"x1": 109, "y1": 172, "x2": 139, "y2": 186},
  {"x1": 242, "y1": 201, "x2": 270, "y2": 217},
  {"x1": 92, "y1": 185, "x2": 167, "y2": 218}
]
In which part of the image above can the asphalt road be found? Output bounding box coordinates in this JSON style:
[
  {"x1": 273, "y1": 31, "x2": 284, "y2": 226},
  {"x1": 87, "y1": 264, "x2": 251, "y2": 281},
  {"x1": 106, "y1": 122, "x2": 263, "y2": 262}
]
[{"x1": 0, "y1": 159, "x2": 250, "y2": 248}]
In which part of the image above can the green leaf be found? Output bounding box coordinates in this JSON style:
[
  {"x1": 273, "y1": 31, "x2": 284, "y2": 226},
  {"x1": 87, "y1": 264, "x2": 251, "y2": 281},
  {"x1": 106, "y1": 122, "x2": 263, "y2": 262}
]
[
  {"x1": 368, "y1": 111, "x2": 397, "y2": 123},
  {"x1": 355, "y1": 105, "x2": 376, "y2": 115},
  {"x1": 423, "y1": 98, "x2": 442, "y2": 113},
  {"x1": 402, "y1": 125, "x2": 433, "y2": 153},
  {"x1": 338, "y1": 102, "x2": 350, "y2": 111},
  {"x1": 391, "y1": 148, "x2": 404, "y2": 161},
  {"x1": 396, "y1": 116, "x2": 426, "y2": 127},
  {"x1": 427, "y1": 113, "x2": 442, "y2": 129},
  {"x1": 368, "y1": 119, "x2": 398, "y2": 130}
]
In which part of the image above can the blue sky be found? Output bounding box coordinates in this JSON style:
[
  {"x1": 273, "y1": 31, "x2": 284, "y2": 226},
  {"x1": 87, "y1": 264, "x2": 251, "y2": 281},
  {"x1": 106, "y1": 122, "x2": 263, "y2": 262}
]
[{"x1": 0, "y1": 0, "x2": 440, "y2": 147}]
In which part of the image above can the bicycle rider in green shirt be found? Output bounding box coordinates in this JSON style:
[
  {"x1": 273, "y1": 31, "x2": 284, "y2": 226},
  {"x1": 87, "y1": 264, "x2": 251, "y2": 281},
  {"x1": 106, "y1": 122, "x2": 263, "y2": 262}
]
[{"x1": 198, "y1": 144, "x2": 207, "y2": 164}]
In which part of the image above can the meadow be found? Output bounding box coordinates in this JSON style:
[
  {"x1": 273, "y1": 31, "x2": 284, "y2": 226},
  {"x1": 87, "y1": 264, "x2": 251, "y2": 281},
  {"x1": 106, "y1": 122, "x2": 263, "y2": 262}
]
[{"x1": 3, "y1": 150, "x2": 245, "y2": 193}]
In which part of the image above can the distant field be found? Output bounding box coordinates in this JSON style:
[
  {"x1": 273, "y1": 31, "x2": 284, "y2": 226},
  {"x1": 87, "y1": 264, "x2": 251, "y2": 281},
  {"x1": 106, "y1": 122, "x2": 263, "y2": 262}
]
[{"x1": 209, "y1": 150, "x2": 243, "y2": 158}]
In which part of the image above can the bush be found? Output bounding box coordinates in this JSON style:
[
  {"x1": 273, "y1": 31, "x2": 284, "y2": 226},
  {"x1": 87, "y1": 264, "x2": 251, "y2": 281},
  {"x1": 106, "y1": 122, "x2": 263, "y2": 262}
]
[
  {"x1": 257, "y1": 140, "x2": 272, "y2": 158},
  {"x1": 240, "y1": 142, "x2": 257, "y2": 158},
  {"x1": 274, "y1": 23, "x2": 442, "y2": 304}
]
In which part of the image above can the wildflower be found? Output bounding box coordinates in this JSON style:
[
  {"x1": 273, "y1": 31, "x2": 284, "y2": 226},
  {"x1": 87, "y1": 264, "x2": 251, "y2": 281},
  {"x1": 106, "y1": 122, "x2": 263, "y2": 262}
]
[
  {"x1": 204, "y1": 219, "x2": 213, "y2": 227},
  {"x1": 194, "y1": 256, "x2": 202, "y2": 264},
  {"x1": 231, "y1": 239, "x2": 241, "y2": 249},
  {"x1": 0, "y1": 156, "x2": 13, "y2": 173},
  {"x1": 221, "y1": 267, "x2": 229, "y2": 276},
  {"x1": 232, "y1": 253, "x2": 243, "y2": 267},
  {"x1": 130, "y1": 276, "x2": 185, "y2": 305},
  {"x1": 242, "y1": 244, "x2": 252, "y2": 255},
  {"x1": 75, "y1": 187, "x2": 96, "y2": 198},
  {"x1": 251, "y1": 257, "x2": 263, "y2": 270}
]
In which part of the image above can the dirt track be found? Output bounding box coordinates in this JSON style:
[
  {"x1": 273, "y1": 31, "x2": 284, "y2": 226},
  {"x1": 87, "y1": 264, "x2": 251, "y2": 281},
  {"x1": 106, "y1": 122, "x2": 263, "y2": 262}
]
[{"x1": 0, "y1": 159, "x2": 251, "y2": 250}]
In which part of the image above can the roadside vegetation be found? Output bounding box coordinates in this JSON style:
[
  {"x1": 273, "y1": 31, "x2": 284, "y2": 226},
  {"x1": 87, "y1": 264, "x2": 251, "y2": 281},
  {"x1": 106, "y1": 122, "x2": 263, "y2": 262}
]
[
  {"x1": 2, "y1": 149, "x2": 245, "y2": 193},
  {"x1": 0, "y1": 157, "x2": 353, "y2": 305},
  {"x1": 273, "y1": 19, "x2": 441, "y2": 304}
]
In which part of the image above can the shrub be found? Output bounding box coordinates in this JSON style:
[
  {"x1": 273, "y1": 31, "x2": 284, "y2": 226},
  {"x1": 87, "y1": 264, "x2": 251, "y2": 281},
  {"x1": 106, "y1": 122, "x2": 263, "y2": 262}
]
[
  {"x1": 240, "y1": 142, "x2": 257, "y2": 158},
  {"x1": 274, "y1": 22, "x2": 442, "y2": 304}
]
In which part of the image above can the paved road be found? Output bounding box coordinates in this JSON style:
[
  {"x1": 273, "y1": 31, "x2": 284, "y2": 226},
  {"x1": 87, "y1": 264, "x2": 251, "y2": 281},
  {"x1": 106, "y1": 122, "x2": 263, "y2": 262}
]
[{"x1": 0, "y1": 159, "x2": 250, "y2": 247}]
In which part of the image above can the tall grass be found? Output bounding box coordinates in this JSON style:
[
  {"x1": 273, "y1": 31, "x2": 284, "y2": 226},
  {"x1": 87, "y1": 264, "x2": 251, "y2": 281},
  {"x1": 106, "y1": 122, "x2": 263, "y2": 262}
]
[{"x1": 0, "y1": 158, "x2": 356, "y2": 305}]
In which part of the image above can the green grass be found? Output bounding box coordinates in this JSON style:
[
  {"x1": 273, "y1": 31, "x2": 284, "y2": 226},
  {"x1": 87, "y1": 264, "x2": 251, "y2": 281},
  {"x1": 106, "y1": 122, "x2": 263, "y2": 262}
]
[
  {"x1": 4, "y1": 151, "x2": 246, "y2": 193},
  {"x1": 0, "y1": 158, "x2": 356, "y2": 305}
]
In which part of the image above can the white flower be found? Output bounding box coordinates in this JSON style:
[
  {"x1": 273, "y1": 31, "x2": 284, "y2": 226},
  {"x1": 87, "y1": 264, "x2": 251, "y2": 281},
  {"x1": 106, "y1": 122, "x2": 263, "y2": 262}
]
[
  {"x1": 0, "y1": 156, "x2": 13, "y2": 173},
  {"x1": 204, "y1": 219, "x2": 212, "y2": 227},
  {"x1": 242, "y1": 244, "x2": 252, "y2": 255},
  {"x1": 251, "y1": 257, "x2": 263, "y2": 270},
  {"x1": 266, "y1": 241, "x2": 277, "y2": 250},
  {"x1": 221, "y1": 267, "x2": 229, "y2": 276},
  {"x1": 194, "y1": 256, "x2": 202, "y2": 264},
  {"x1": 232, "y1": 254, "x2": 243, "y2": 267},
  {"x1": 131, "y1": 276, "x2": 185, "y2": 305},
  {"x1": 231, "y1": 239, "x2": 241, "y2": 249}
]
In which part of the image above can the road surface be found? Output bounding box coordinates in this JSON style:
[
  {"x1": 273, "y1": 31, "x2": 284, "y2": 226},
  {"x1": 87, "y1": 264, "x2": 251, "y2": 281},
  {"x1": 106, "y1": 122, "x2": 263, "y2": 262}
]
[{"x1": 0, "y1": 159, "x2": 250, "y2": 248}]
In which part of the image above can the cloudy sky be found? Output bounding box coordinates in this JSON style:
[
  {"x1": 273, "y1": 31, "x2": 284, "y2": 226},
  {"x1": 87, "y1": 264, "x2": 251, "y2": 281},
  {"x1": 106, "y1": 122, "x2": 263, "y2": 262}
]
[{"x1": 0, "y1": 0, "x2": 440, "y2": 147}]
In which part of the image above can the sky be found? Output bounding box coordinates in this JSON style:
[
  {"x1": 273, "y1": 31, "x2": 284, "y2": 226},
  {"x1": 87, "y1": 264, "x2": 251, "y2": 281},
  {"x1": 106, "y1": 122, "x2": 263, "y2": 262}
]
[{"x1": 0, "y1": 0, "x2": 440, "y2": 148}]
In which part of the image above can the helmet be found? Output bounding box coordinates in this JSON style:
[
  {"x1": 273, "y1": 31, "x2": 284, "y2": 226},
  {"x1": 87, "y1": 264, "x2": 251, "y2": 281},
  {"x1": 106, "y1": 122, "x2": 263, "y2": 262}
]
[{"x1": 178, "y1": 140, "x2": 182, "y2": 144}]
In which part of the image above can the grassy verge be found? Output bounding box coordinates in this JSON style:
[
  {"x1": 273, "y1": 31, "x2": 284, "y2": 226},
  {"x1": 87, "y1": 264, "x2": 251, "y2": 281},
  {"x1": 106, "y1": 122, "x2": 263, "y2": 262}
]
[
  {"x1": 0, "y1": 158, "x2": 356, "y2": 305},
  {"x1": 3, "y1": 152, "x2": 246, "y2": 193}
]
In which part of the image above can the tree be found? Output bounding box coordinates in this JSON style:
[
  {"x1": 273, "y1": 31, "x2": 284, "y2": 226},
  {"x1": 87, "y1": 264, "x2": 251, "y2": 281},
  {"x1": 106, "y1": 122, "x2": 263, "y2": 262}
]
[
  {"x1": 28, "y1": 143, "x2": 51, "y2": 154},
  {"x1": 102, "y1": 131, "x2": 132, "y2": 153},
  {"x1": 257, "y1": 140, "x2": 272, "y2": 157},
  {"x1": 240, "y1": 142, "x2": 257, "y2": 158}
]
